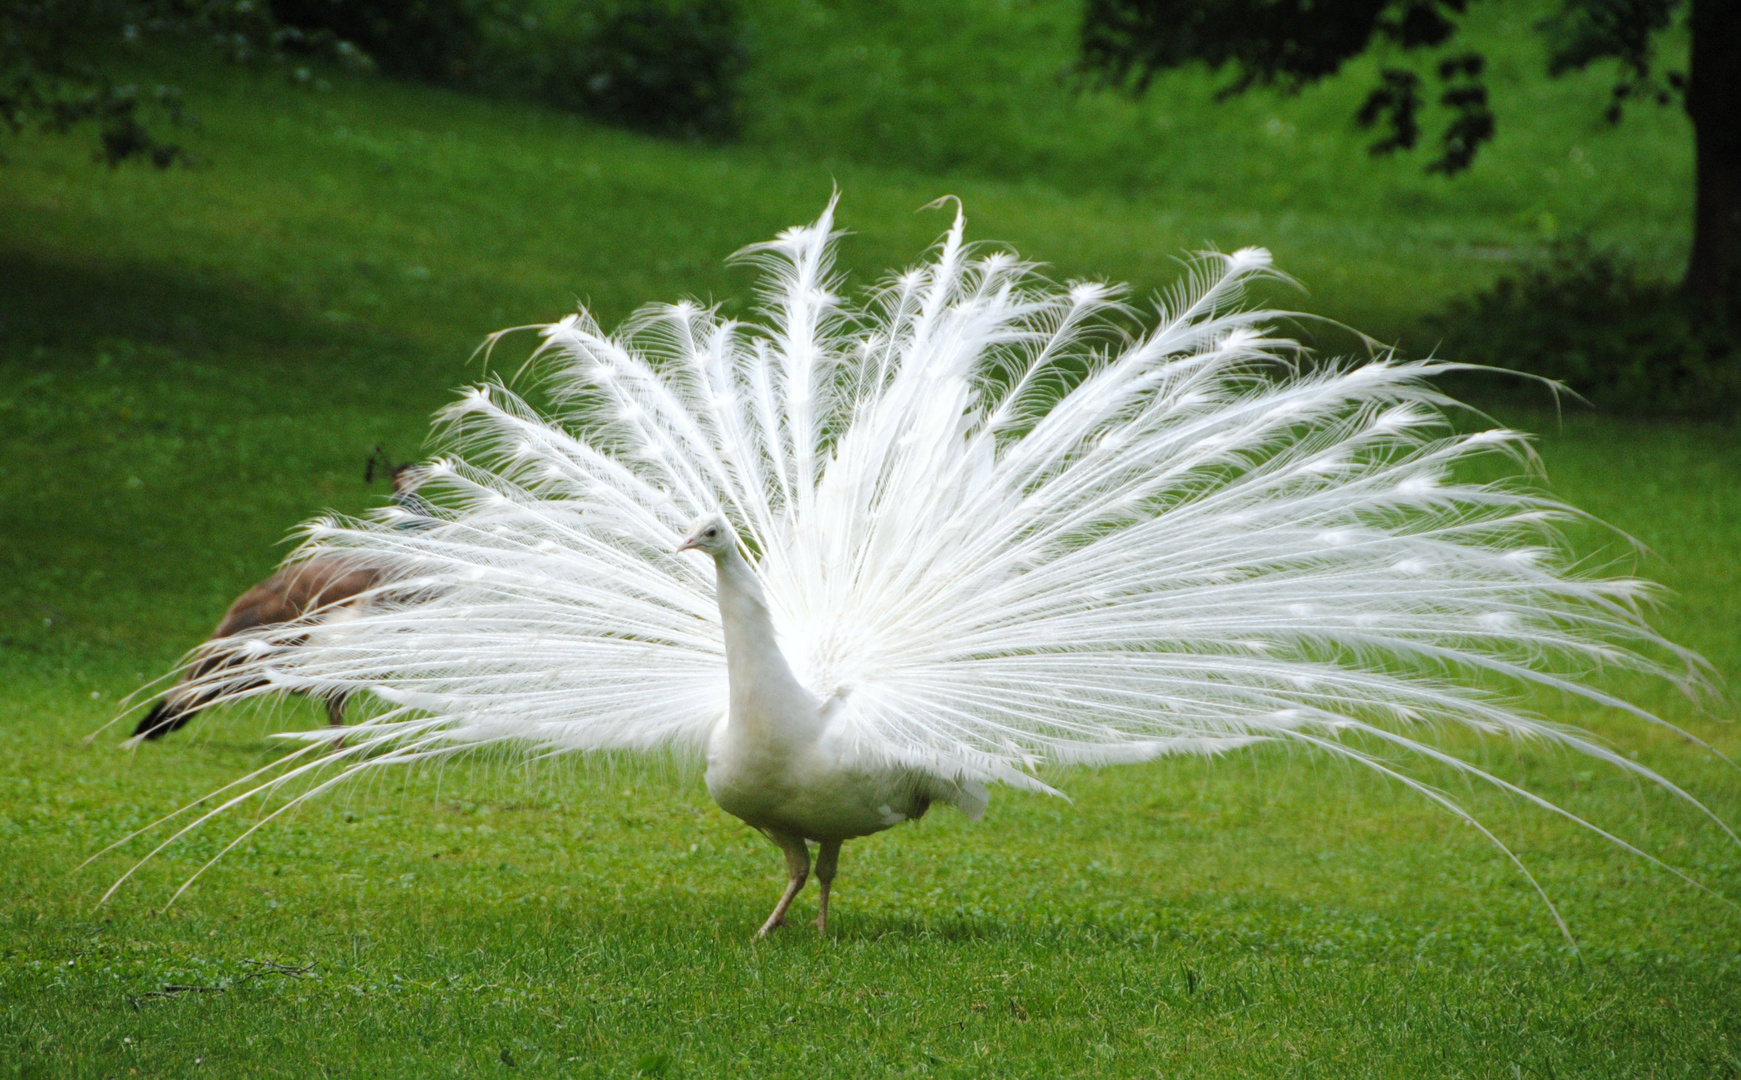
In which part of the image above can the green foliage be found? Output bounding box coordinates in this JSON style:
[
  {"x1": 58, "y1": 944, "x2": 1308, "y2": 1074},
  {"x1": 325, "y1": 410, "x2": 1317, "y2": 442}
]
[
  {"x1": 1077, "y1": 0, "x2": 1690, "y2": 176},
  {"x1": 268, "y1": 0, "x2": 484, "y2": 82},
  {"x1": 1079, "y1": 0, "x2": 1499, "y2": 174},
  {"x1": 484, "y1": 0, "x2": 745, "y2": 139},
  {"x1": 1540, "y1": 0, "x2": 1684, "y2": 123},
  {"x1": 5, "y1": 0, "x2": 747, "y2": 161},
  {"x1": 564, "y1": 0, "x2": 743, "y2": 139},
  {"x1": 0, "y1": 0, "x2": 375, "y2": 166},
  {"x1": 1, "y1": 0, "x2": 228, "y2": 166},
  {"x1": 260, "y1": 0, "x2": 747, "y2": 137},
  {"x1": 1430, "y1": 237, "x2": 1740, "y2": 417},
  {"x1": 731, "y1": 0, "x2": 1689, "y2": 236}
]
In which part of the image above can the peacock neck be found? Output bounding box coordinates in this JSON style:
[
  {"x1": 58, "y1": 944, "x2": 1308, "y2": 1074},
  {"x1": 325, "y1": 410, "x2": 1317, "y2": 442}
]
[{"x1": 711, "y1": 544, "x2": 813, "y2": 745}]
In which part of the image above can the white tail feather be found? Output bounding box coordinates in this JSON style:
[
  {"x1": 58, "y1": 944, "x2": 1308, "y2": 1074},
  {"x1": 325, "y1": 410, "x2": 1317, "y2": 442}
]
[{"x1": 107, "y1": 202, "x2": 1731, "y2": 926}]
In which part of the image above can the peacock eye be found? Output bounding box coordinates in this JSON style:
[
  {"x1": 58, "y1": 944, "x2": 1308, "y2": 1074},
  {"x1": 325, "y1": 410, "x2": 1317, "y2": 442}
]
[{"x1": 705, "y1": 528, "x2": 718, "y2": 538}]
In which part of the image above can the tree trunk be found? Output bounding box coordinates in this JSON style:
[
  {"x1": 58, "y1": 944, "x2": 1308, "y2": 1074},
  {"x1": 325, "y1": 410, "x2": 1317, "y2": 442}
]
[{"x1": 1684, "y1": 0, "x2": 1741, "y2": 314}]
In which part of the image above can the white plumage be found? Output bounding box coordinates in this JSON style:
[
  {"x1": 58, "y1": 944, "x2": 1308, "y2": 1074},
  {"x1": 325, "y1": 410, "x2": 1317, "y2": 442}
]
[{"x1": 114, "y1": 198, "x2": 1728, "y2": 936}]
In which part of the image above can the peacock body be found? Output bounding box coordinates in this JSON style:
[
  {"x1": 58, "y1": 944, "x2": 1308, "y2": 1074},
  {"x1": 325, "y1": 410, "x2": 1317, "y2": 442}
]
[{"x1": 116, "y1": 199, "x2": 1726, "y2": 936}]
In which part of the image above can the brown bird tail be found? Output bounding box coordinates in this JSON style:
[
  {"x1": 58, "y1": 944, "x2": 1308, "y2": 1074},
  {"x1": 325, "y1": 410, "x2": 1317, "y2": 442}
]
[{"x1": 131, "y1": 698, "x2": 198, "y2": 740}]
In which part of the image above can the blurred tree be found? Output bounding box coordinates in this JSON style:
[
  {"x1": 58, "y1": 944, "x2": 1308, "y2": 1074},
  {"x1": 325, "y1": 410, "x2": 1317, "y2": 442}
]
[
  {"x1": 4, "y1": 0, "x2": 745, "y2": 159},
  {"x1": 264, "y1": 0, "x2": 478, "y2": 83},
  {"x1": 1080, "y1": 0, "x2": 1739, "y2": 315},
  {"x1": 569, "y1": 0, "x2": 744, "y2": 139},
  {"x1": 1, "y1": 0, "x2": 359, "y2": 167},
  {"x1": 6, "y1": 0, "x2": 193, "y2": 166}
]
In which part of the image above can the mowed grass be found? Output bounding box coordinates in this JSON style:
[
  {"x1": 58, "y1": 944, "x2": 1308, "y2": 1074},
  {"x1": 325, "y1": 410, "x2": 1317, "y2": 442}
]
[{"x1": 2, "y1": 39, "x2": 1740, "y2": 1079}]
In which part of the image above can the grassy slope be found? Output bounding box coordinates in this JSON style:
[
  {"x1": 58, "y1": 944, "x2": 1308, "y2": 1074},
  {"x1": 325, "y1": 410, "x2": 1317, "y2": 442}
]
[
  {"x1": 2, "y1": 30, "x2": 1738, "y2": 1080},
  {"x1": 742, "y1": 1, "x2": 1682, "y2": 185},
  {"x1": 735, "y1": 0, "x2": 1695, "y2": 277}
]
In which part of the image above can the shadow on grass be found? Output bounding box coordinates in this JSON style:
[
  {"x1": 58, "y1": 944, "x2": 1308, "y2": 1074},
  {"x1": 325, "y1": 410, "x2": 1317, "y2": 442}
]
[
  {"x1": 0, "y1": 248, "x2": 459, "y2": 671},
  {"x1": 0, "y1": 246, "x2": 411, "y2": 369}
]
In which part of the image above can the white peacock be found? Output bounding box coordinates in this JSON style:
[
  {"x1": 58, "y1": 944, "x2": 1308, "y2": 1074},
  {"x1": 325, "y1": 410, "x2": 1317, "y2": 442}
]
[{"x1": 109, "y1": 199, "x2": 1729, "y2": 939}]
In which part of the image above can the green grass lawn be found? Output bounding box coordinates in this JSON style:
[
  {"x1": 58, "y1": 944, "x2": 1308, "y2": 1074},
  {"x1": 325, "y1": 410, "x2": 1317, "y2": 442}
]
[
  {"x1": 3, "y1": 27, "x2": 1739, "y2": 1078},
  {"x1": 737, "y1": 0, "x2": 1692, "y2": 266}
]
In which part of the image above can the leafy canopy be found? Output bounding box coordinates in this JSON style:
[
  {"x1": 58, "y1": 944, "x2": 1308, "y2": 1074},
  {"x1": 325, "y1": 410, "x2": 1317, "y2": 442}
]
[{"x1": 1079, "y1": 0, "x2": 1688, "y2": 174}]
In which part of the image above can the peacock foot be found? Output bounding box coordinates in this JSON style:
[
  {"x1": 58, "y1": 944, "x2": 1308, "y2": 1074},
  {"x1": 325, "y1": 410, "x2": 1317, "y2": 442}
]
[{"x1": 754, "y1": 915, "x2": 787, "y2": 939}]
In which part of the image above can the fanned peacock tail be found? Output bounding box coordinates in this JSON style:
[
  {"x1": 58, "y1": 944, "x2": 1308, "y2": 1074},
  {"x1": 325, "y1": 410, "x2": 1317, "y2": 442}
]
[{"x1": 99, "y1": 198, "x2": 1730, "y2": 924}]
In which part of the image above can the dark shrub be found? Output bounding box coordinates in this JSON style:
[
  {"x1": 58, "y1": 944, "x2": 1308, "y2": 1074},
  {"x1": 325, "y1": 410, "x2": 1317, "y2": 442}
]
[
  {"x1": 1, "y1": 0, "x2": 279, "y2": 167},
  {"x1": 1428, "y1": 238, "x2": 1740, "y2": 419},
  {"x1": 533, "y1": 0, "x2": 744, "y2": 139},
  {"x1": 269, "y1": 0, "x2": 744, "y2": 140},
  {"x1": 268, "y1": 0, "x2": 482, "y2": 82}
]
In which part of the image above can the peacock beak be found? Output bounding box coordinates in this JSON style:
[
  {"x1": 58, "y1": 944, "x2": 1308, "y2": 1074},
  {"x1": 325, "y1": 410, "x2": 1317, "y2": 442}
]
[{"x1": 676, "y1": 537, "x2": 701, "y2": 553}]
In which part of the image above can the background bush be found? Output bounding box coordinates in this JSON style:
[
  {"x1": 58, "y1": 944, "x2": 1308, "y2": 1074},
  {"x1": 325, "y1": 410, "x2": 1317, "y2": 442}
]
[
  {"x1": 269, "y1": 0, "x2": 482, "y2": 82},
  {"x1": 536, "y1": 0, "x2": 742, "y2": 139},
  {"x1": 1, "y1": 0, "x2": 282, "y2": 167},
  {"x1": 1429, "y1": 238, "x2": 1740, "y2": 418},
  {"x1": 266, "y1": 0, "x2": 744, "y2": 139}
]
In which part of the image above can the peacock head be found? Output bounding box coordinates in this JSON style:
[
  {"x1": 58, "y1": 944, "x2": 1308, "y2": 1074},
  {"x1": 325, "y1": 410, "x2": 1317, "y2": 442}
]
[{"x1": 676, "y1": 514, "x2": 735, "y2": 557}]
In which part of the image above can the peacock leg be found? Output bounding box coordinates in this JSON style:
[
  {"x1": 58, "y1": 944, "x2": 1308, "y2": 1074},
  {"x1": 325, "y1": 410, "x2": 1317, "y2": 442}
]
[
  {"x1": 323, "y1": 693, "x2": 350, "y2": 750},
  {"x1": 755, "y1": 832, "x2": 810, "y2": 939},
  {"x1": 813, "y1": 839, "x2": 840, "y2": 936}
]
